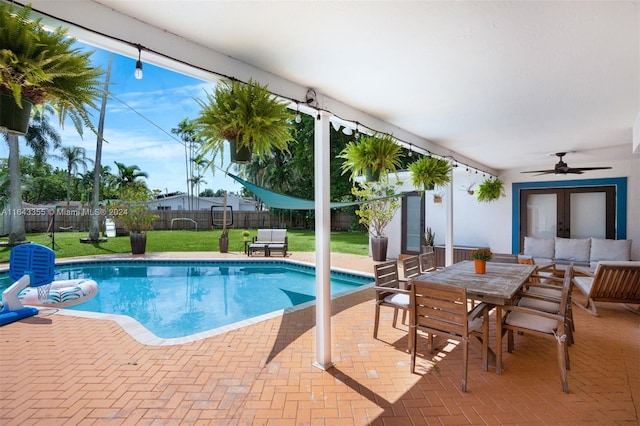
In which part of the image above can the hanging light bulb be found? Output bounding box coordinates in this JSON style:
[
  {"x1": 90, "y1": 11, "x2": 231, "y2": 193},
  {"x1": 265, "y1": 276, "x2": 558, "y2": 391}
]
[
  {"x1": 134, "y1": 45, "x2": 143, "y2": 80},
  {"x1": 295, "y1": 104, "x2": 302, "y2": 123},
  {"x1": 354, "y1": 123, "x2": 360, "y2": 139},
  {"x1": 408, "y1": 144, "x2": 413, "y2": 157}
]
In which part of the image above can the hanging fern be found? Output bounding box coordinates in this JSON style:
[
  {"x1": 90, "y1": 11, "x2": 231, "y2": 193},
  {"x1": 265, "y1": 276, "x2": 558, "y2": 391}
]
[
  {"x1": 408, "y1": 156, "x2": 451, "y2": 191},
  {"x1": 476, "y1": 177, "x2": 505, "y2": 202}
]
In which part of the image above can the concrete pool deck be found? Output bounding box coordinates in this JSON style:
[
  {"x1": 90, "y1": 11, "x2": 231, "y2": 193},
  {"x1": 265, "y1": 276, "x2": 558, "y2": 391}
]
[{"x1": 0, "y1": 251, "x2": 638, "y2": 424}]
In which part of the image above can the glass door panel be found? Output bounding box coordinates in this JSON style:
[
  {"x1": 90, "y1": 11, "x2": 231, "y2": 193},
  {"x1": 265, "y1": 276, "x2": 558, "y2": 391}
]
[
  {"x1": 402, "y1": 192, "x2": 424, "y2": 254},
  {"x1": 526, "y1": 193, "x2": 557, "y2": 238},
  {"x1": 570, "y1": 192, "x2": 606, "y2": 238}
]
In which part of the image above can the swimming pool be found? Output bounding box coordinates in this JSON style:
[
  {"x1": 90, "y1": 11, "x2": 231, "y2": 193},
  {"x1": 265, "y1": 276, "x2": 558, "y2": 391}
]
[{"x1": 0, "y1": 260, "x2": 373, "y2": 342}]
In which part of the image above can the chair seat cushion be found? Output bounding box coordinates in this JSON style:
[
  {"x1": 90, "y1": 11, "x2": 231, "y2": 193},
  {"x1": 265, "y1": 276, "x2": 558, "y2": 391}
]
[
  {"x1": 517, "y1": 296, "x2": 560, "y2": 313},
  {"x1": 573, "y1": 276, "x2": 593, "y2": 295},
  {"x1": 383, "y1": 293, "x2": 410, "y2": 308},
  {"x1": 505, "y1": 311, "x2": 558, "y2": 334}
]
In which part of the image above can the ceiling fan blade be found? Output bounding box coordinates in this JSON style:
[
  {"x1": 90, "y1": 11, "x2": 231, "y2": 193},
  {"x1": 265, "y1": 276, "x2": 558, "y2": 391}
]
[
  {"x1": 521, "y1": 169, "x2": 555, "y2": 174},
  {"x1": 570, "y1": 166, "x2": 612, "y2": 172}
]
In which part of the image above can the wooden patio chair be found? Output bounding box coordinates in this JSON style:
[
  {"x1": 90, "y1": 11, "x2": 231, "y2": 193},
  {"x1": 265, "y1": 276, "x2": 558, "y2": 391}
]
[
  {"x1": 497, "y1": 265, "x2": 574, "y2": 393},
  {"x1": 409, "y1": 280, "x2": 490, "y2": 392},
  {"x1": 401, "y1": 255, "x2": 421, "y2": 280},
  {"x1": 418, "y1": 251, "x2": 437, "y2": 273},
  {"x1": 490, "y1": 253, "x2": 518, "y2": 264},
  {"x1": 572, "y1": 261, "x2": 640, "y2": 316},
  {"x1": 373, "y1": 260, "x2": 411, "y2": 346}
]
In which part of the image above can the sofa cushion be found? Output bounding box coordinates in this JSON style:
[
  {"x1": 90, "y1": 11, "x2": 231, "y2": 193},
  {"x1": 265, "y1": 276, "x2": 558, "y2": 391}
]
[
  {"x1": 555, "y1": 237, "x2": 590, "y2": 262},
  {"x1": 589, "y1": 238, "x2": 632, "y2": 262},
  {"x1": 523, "y1": 237, "x2": 555, "y2": 259}
]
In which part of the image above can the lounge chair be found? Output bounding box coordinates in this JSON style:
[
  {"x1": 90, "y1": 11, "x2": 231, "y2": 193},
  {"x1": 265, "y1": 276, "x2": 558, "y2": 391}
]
[{"x1": 572, "y1": 261, "x2": 640, "y2": 315}]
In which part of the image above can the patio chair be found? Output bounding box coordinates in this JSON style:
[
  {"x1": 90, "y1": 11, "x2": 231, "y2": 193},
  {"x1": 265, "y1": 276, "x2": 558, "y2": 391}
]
[
  {"x1": 572, "y1": 261, "x2": 640, "y2": 316},
  {"x1": 517, "y1": 271, "x2": 575, "y2": 345},
  {"x1": 401, "y1": 255, "x2": 421, "y2": 280},
  {"x1": 497, "y1": 265, "x2": 574, "y2": 393},
  {"x1": 409, "y1": 280, "x2": 490, "y2": 392},
  {"x1": 373, "y1": 260, "x2": 411, "y2": 347},
  {"x1": 490, "y1": 253, "x2": 518, "y2": 263},
  {"x1": 418, "y1": 251, "x2": 437, "y2": 273}
]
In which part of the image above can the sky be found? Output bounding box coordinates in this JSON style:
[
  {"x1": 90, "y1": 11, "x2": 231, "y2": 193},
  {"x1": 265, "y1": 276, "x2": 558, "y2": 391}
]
[{"x1": 1, "y1": 42, "x2": 246, "y2": 196}]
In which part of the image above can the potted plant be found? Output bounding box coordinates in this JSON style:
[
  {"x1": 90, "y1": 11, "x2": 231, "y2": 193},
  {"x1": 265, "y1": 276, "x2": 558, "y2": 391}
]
[
  {"x1": 421, "y1": 227, "x2": 435, "y2": 253},
  {"x1": 476, "y1": 177, "x2": 505, "y2": 202},
  {"x1": 113, "y1": 185, "x2": 158, "y2": 254},
  {"x1": 219, "y1": 227, "x2": 229, "y2": 253},
  {"x1": 338, "y1": 133, "x2": 402, "y2": 181},
  {"x1": 242, "y1": 230, "x2": 251, "y2": 241},
  {"x1": 470, "y1": 248, "x2": 492, "y2": 274},
  {"x1": 433, "y1": 193, "x2": 443, "y2": 203},
  {"x1": 352, "y1": 177, "x2": 402, "y2": 261},
  {"x1": 195, "y1": 78, "x2": 294, "y2": 164},
  {"x1": 0, "y1": 3, "x2": 104, "y2": 135},
  {"x1": 408, "y1": 156, "x2": 452, "y2": 191}
]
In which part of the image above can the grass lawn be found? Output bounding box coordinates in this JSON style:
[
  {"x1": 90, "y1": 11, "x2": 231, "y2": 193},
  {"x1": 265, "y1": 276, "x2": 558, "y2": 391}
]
[{"x1": 0, "y1": 229, "x2": 370, "y2": 264}]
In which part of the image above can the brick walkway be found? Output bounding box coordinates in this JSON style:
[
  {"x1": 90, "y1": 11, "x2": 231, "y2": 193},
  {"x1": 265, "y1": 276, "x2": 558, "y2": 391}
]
[{"x1": 0, "y1": 251, "x2": 638, "y2": 425}]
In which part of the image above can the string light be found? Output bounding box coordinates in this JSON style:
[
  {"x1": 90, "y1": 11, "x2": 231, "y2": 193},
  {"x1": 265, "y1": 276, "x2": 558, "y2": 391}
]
[
  {"x1": 295, "y1": 103, "x2": 302, "y2": 123},
  {"x1": 134, "y1": 45, "x2": 143, "y2": 79}
]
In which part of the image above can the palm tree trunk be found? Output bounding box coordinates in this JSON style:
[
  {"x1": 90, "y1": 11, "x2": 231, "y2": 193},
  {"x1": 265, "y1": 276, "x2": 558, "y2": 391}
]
[
  {"x1": 7, "y1": 134, "x2": 26, "y2": 245},
  {"x1": 89, "y1": 53, "x2": 112, "y2": 241}
]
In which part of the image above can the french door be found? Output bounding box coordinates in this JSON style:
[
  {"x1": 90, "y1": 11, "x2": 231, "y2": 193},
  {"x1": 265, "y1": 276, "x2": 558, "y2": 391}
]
[
  {"x1": 401, "y1": 192, "x2": 425, "y2": 254},
  {"x1": 519, "y1": 186, "x2": 616, "y2": 251}
]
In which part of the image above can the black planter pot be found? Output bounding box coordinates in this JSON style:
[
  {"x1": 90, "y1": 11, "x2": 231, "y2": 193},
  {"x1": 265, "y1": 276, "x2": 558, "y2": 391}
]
[
  {"x1": 228, "y1": 139, "x2": 252, "y2": 163},
  {"x1": 371, "y1": 236, "x2": 388, "y2": 262},
  {"x1": 130, "y1": 232, "x2": 147, "y2": 254},
  {"x1": 0, "y1": 92, "x2": 34, "y2": 136},
  {"x1": 219, "y1": 237, "x2": 229, "y2": 253}
]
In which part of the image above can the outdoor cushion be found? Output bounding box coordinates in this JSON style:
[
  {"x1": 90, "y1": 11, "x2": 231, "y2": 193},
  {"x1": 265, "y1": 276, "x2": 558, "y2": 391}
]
[
  {"x1": 589, "y1": 238, "x2": 632, "y2": 262},
  {"x1": 271, "y1": 229, "x2": 287, "y2": 243},
  {"x1": 554, "y1": 237, "x2": 590, "y2": 262},
  {"x1": 383, "y1": 293, "x2": 410, "y2": 308},
  {"x1": 523, "y1": 237, "x2": 555, "y2": 259},
  {"x1": 505, "y1": 311, "x2": 558, "y2": 334}
]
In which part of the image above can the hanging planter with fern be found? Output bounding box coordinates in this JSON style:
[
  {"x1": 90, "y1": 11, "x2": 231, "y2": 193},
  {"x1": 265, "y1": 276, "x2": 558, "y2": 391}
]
[
  {"x1": 338, "y1": 133, "x2": 402, "y2": 181},
  {"x1": 408, "y1": 156, "x2": 452, "y2": 191},
  {"x1": 195, "y1": 78, "x2": 294, "y2": 164},
  {"x1": 476, "y1": 177, "x2": 505, "y2": 202}
]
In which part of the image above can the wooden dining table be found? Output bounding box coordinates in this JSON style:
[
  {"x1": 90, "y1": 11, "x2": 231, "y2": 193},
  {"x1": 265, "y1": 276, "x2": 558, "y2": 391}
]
[{"x1": 410, "y1": 260, "x2": 537, "y2": 370}]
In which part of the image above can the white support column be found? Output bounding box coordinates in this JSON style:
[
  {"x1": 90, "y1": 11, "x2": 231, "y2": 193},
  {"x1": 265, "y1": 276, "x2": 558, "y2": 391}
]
[
  {"x1": 445, "y1": 166, "x2": 454, "y2": 266},
  {"x1": 313, "y1": 111, "x2": 333, "y2": 370}
]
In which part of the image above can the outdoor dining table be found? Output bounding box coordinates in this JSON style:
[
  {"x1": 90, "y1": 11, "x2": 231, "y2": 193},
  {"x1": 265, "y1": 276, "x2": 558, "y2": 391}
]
[{"x1": 410, "y1": 260, "x2": 537, "y2": 371}]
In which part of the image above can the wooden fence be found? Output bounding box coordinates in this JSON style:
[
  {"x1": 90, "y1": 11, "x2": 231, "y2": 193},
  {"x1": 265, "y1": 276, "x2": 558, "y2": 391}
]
[{"x1": 12, "y1": 208, "x2": 357, "y2": 235}]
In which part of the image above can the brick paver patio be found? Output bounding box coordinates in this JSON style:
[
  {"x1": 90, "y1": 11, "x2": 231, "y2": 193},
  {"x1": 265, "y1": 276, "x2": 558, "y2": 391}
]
[{"x1": 0, "y1": 251, "x2": 638, "y2": 425}]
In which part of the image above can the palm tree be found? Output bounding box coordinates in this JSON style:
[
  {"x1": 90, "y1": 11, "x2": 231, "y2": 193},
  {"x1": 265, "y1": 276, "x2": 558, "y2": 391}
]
[
  {"x1": 3, "y1": 106, "x2": 63, "y2": 244},
  {"x1": 189, "y1": 175, "x2": 207, "y2": 209},
  {"x1": 113, "y1": 161, "x2": 149, "y2": 190},
  {"x1": 24, "y1": 105, "x2": 62, "y2": 165},
  {"x1": 171, "y1": 118, "x2": 200, "y2": 209},
  {"x1": 56, "y1": 146, "x2": 93, "y2": 206}
]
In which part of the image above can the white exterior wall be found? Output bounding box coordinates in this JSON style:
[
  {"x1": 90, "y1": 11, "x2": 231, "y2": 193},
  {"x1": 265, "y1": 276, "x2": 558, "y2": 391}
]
[
  {"x1": 146, "y1": 194, "x2": 256, "y2": 212},
  {"x1": 385, "y1": 155, "x2": 640, "y2": 261}
]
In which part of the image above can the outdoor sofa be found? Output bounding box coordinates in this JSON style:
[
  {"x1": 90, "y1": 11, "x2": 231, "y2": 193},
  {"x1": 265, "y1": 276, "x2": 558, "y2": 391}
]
[{"x1": 248, "y1": 229, "x2": 288, "y2": 257}]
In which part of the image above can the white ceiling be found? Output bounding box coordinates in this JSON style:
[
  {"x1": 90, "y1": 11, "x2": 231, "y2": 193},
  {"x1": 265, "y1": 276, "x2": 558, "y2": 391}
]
[{"x1": 25, "y1": 0, "x2": 640, "y2": 173}]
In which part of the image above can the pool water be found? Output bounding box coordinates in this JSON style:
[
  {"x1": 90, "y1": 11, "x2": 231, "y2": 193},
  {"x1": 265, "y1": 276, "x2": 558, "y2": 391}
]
[{"x1": 0, "y1": 260, "x2": 372, "y2": 339}]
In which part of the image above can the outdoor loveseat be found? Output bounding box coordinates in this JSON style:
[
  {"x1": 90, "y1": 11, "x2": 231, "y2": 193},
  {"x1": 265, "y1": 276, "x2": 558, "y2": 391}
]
[{"x1": 248, "y1": 229, "x2": 288, "y2": 257}]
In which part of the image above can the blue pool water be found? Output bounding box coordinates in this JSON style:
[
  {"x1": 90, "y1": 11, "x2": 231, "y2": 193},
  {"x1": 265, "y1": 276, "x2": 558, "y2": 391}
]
[{"x1": 0, "y1": 260, "x2": 372, "y2": 339}]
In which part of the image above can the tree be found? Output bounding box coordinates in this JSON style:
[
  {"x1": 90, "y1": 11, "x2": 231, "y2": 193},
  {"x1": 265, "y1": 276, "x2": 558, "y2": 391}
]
[
  {"x1": 113, "y1": 161, "x2": 149, "y2": 190},
  {"x1": 3, "y1": 106, "x2": 63, "y2": 243},
  {"x1": 56, "y1": 145, "x2": 93, "y2": 206},
  {"x1": 171, "y1": 118, "x2": 201, "y2": 210}
]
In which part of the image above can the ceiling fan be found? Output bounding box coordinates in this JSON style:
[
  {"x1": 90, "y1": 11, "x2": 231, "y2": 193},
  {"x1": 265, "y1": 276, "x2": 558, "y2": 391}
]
[{"x1": 521, "y1": 152, "x2": 612, "y2": 175}]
